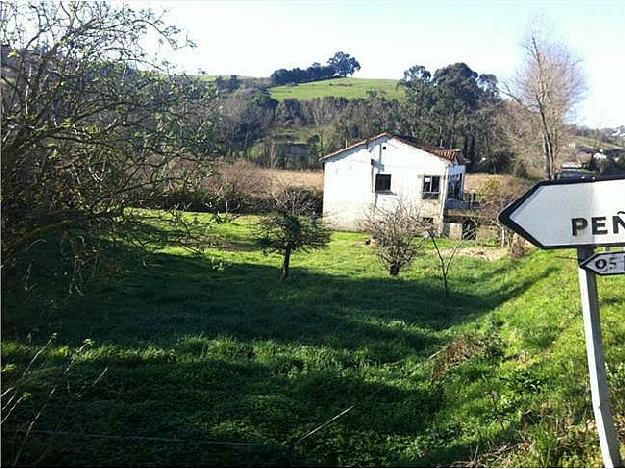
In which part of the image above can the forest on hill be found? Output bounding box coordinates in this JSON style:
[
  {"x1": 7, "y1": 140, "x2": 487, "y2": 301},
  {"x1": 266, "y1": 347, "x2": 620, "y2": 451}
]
[{"x1": 202, "y1": 60, "x2": 625, "y2": 177}]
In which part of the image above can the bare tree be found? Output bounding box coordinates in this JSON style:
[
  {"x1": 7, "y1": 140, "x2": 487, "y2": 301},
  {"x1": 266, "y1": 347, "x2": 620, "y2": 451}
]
[
  {"x1": 361, "y1": 202, "x2": 427, "y2": 276},
  {"x1": 504, "y1": 25, "x2": 585, "y2": 179},
  {"x1": 362, "y1": 202, "x2": 469, "y2": 294},
  {"x1": 204, "y1": 161, "x2": 268, "y2": 222},
  {"x1": 475, "y1": 177, "x2": 532, "y2": 247},
  {"x1": 215, "y1": 89, "x2": 275, "y2": 157},
  {"x1": 1, "y1": 2, "x2": 214, "y2": 288},
  {"x1": 257, "y1": 186, "x2": 330, "y2": 280},
  {"x1": 426, "y1": 228, "x2": 462, "y2": 298},
  {"x1": 498, "y1": 101, "x2": 545, "y2": 177},
  {"x1": 304, "y1": 98, "x2": 340, "y2": 156}
]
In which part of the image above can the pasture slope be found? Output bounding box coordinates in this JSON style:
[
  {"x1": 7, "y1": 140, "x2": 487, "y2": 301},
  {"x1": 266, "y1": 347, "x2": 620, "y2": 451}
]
[
  {"x1": 269, "y1": 77, "x2": 404, "y2": 101},
  {"x1": 2, "y1": 213, "x2": 624, "y2": 467}
]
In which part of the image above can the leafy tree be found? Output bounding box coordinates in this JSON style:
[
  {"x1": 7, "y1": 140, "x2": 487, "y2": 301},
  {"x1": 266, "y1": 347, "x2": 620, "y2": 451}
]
[
  {"x1": 214, "y1": 74, "x2": 242, "y2": 93},
  {"x1": 429, "y1": 63, "x2": 482, "y2": 149},
  {"x1": 399, "y1": 62, "x2": 507, "y2": 171},
  {"x1": 257, "y1": 187, "x2": 330, "y2": 280},
  {"x1": 401, "y1": 65, "x2": 432, "y2": 84},
  {"x1": 270, "y1": 68, "x2": 290, "y2": 85},
  {"x1": 327, "y1": 51, "x2": 361, "y2": 77},
  {"x1": 399, "y1": 65, "x2": 435, "y2": 141},
  {"x1": 269, "y1": 63, "x2": 337, "y2": 86}
]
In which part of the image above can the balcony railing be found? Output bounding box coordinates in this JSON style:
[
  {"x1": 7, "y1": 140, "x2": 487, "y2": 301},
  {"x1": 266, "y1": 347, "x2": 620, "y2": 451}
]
[{"x1": 445, "y1": 192, "x2": 479, "y2": 210}]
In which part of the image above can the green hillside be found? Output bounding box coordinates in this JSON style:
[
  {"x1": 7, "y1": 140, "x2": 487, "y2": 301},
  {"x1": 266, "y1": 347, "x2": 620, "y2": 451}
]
[
  {"x1": 574, "y1": 135, "x2": 624, "y2": 151},
  {"x1": 269, "y1": 77, "x2": 404, "y2": 101}
]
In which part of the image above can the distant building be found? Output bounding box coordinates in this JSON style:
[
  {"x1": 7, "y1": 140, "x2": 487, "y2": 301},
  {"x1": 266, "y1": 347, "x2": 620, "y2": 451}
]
[{"x1": 321, "y1": 132, "x2": 472, "y2": 233}]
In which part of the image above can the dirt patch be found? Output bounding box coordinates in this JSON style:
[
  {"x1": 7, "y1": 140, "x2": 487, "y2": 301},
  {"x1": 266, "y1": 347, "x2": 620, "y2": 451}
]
[{"x1": 442, "y1": 247, "x2": 508, "y2": 261}]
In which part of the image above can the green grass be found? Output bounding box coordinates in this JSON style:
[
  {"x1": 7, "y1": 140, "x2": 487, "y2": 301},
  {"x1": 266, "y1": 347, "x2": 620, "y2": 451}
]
[
  {"x1": 2, "y1": 214, "x2": 624, "y2": 466},
  {"x1": 574, "y1": 135, "x2": 624, "y2": 151},
  {"x1": 269, "y1": 77, "x2": 405, "y2": 101},
  {"x1": 271, "y1": 127, "x2": 318, "y2": 142}
]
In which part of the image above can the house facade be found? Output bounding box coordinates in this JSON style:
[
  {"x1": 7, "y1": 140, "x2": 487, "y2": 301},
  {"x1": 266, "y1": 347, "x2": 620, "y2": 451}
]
[{"x1": 321, "y1": 133, "x2": 467, "y2": 232}]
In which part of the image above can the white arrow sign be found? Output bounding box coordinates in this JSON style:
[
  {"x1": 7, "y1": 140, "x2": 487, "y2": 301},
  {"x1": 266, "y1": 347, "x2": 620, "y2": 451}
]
[
  {"x1": 499, "y1": 176, "x2": 625, "y2": 249},
  {"x1": 580, "y1": 251, "x2": 625, "y2": 276}
]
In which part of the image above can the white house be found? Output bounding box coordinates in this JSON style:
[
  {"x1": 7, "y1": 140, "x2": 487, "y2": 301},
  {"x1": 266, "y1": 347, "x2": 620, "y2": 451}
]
[{"x1": 321, "y1": 132, "x2": 467, "y2": 232}]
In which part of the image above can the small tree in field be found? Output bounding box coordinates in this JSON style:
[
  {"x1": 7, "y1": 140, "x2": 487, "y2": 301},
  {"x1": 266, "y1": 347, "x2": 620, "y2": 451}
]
[
  {"x1": 425, "y1": 227, "x2": 463, "y2": 298},
  {"x1": 257, "y1": 187, "x2": 330, "y2": 280},
  {"x1": 362, "y1": 203, "x2": 427, "y2": 276}
]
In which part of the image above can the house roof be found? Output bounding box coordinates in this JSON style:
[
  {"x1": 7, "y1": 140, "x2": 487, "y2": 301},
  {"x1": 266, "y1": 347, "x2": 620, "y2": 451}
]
[{"x1": 319, "y1": 132, "x2": 462, "y2": 163}]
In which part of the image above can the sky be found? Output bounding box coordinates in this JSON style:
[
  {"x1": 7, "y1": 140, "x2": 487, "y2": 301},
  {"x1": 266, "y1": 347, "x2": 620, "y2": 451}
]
[{"x1": 139, "y1": 0, "x2": 625, "y2": 128}]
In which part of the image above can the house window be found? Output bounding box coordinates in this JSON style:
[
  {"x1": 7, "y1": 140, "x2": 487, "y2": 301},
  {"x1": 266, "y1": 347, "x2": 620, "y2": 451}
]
[
  {"x1": 422, "y1": 175, "x2": 440, "y2": 199},
  {"x1": 375, "y1": 174, "x2": 391, "y2": 192}
]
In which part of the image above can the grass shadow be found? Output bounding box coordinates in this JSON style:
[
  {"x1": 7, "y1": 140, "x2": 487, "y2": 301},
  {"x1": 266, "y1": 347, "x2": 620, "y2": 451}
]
[{"x1": 2, "y1": 234, "x2": 559, "y2": 467}]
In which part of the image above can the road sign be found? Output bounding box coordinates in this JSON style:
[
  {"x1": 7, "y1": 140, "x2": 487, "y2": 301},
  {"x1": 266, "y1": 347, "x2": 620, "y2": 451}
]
[
  {"x1": 499, "y1": 175, "x2": 625, "y2": 468},
  {"x1": 498, "y1": 175, "x2": 625, "y2": 249},
  {"x1": 580, "y1": 251, "x2": 625, "y2": 276},
  {"x1": 577, "y1": 249, "x2": 622, "y2": 469}
]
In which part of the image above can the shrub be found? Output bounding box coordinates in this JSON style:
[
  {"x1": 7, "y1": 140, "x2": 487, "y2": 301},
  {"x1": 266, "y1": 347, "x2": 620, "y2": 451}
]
[
  {"x1": 202, "y1": 161, "x2": 270, "y2": 222},
  {"x1": 361, "y1": 202, "x2": 427, "y2": 276}
]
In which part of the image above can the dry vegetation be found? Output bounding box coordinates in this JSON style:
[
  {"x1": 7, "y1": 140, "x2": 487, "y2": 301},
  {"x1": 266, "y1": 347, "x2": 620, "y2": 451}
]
[
  {"x1": 232, "y1": 168, "x2": 524, "y2": 196},
  {"x1": 464, "y1": 173, "x2": 527, "y2": 193},
  {"x1": 260, "y1": 167, "x2": 324, "y2": 192},
  {"x1": 212, "y1": 163, "x2": 324, "y2": 194}
]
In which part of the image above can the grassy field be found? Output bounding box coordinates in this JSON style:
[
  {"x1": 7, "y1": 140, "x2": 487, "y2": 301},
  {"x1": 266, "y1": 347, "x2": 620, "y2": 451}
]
[
  {"x1": 575, "y1": 135, "x2": 624, "y2": 151},
  {"x1": 269, "y1": 77, "x2": 404, "y2": 101},
  {"x1": 2, "y1": 214, "x2": 624, "y2": 466}
]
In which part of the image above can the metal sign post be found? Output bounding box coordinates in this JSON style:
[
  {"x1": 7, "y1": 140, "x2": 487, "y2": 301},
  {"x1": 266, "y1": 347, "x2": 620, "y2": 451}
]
[
  {"x1": 499, "y1": 175, "x2": 625, "y2": 468},
  {"x1": 577, "y1": 247, "x2": 622, "y2": 468}
]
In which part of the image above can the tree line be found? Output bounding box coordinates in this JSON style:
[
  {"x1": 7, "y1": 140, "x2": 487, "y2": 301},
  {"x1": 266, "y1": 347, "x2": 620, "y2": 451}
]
[
  {"x1": 270, "y1": 51, "x2": 361, "y2": 86},
  {"x1": 211, "y1": 29, "x2": 624, "y2": 178},
  {"x1": 211, "y1": 63, "x2": 514, "y2": 173}
]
